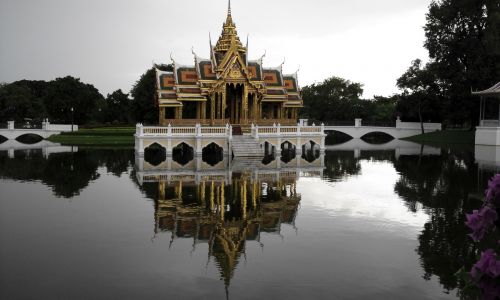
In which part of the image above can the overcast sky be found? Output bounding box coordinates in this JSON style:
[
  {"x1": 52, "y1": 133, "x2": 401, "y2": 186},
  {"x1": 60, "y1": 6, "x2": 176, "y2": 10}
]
[{"x1": 0, "y1": 0, "x2": 431, "y2": 98}]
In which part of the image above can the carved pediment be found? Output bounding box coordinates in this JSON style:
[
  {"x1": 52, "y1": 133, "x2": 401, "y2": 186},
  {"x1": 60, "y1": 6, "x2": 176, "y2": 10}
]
[{"x1": 229, "y1": 63, "x2": 243, "y2": 78}]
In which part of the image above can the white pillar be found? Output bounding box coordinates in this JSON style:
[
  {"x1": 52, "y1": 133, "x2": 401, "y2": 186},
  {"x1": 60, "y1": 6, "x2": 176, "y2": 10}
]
[
  {"x1": 8, "y1": 148, "x2": 14, "y2": 158},
  {"x1": 7, "y1": 121, "x2": 14, "y2": 130},
  {"x1": 355, "y1": 118, "x2": 362, "y2": 127}
]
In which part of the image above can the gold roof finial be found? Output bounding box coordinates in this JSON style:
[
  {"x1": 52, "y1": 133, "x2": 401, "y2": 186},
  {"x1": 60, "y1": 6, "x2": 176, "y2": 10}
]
[{"x1": 214, "y1": 0, "x2": 245, "y2": 53}]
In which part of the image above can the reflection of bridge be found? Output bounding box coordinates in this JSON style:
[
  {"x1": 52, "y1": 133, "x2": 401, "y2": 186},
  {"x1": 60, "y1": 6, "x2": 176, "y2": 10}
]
[
  {"x1": 0, "y1": 139, "x2": 77, "y2": 158},
  {"x1": 323, "y1": 118, "x2": 441, "y2": 139},
  {"x1": 326, "y1": 139, "x2": 441, "y2": 159},
  {"x1": 0, "y1": 121, "x2": 77, "y2": 140}
]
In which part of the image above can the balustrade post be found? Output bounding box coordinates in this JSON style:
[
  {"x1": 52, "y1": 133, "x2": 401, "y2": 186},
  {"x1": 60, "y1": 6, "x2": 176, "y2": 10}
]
[
  {"x1": 277, "y1": 123, "x2": 281, "y2": 135},
  {"x1": 7, "y1": 121, "x2": 14, "y2": 130},
  {"x1": 196, "y1": 123, "x2": 202, "y2": 137},
  {"x1": 396, "y1": 116, "x2": 402, "y2": 129},
  {"x1": 255, "y1": 125, "x2": 259, "y2": 139},
  {"x1": 228, "y1": 125, "x2": 232, "y2": 140},
  {"x1": 167, "y1": 123, "x2": 172, "y2": 137},
  {"x1": 355, "y1": 118, "x2": 362, "y2": 127}
]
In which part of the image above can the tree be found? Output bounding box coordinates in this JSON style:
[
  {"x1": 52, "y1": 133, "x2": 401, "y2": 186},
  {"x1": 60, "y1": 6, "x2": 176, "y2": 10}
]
[
  {"x1": 301, "y1": 76, "x2": 364, "y2": 122},
  {"x1": 400, "y1": 0, "x2": 500, "y2": 126},
  {"x1": 131, "y1": 64, "x2": 173, "y2": 124},
  {"x1": 43, "y1": 76, "x2": 103, "y2": 124},
  {"x1": 103, "y1": 89, "x2": 132, "y2": 124},
  {"x1": 396, "y1": 59, "x2": 444, "y2": 133},
  {"x1": 0, "y1": 81, "x2": 47, "y2": 123}
]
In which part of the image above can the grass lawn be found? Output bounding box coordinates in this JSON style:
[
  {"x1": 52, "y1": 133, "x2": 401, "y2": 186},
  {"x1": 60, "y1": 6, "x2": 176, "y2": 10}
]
[
  {"x1": 402, "y1": 130, "x2": 475, "y2": 145},
  {"x1": 47, "y1": 127, "x2": 135, "y2": 146}
]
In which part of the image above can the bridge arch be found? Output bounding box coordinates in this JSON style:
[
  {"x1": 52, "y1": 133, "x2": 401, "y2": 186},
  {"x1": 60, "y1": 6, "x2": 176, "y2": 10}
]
[
  {"x1": 15, "y1": 133, "x2": 44, "y2": 144},
  {"x1": 0, "y1": 135, "x2": 7, "y2": 144},
  {"x1": 360, "y1": 131, "x2": 395, "y2": 144},
  {"x1": 324, "y1": 130, "x2": 353, "y2": 145}
]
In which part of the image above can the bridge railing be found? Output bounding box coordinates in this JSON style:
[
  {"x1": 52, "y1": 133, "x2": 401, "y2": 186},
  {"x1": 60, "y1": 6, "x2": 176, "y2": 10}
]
[
  {"x1": 250, "y1": 123, "x2": 324, "y2": 138},
  {"x1": 14, "y1": 122, "x2": 42, "y2": 129},
  {"x1": 136, "y1": 123, "x2": 230, "y2": 138},
  {"x1": 316, "y1": 120, "x2": 355, "y2": 126}
]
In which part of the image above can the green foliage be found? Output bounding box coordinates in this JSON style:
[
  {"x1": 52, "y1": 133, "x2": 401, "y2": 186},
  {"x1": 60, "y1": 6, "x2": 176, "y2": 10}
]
[
  {"x1": 103, "y1": 89, "x2": 132, "y2": 124},
  {"x1": 43, "y1": 76, "x2": 104, "y2": 124},
  {"x1": 301, "y1": 77, "x2": 397, "y2": 122},
  {"x1": 301, "y1": 76, "x2": 364, "y2": 121},
  {"x1": 0, "y1": 77, "x2": 104, "y2": 125},
  {"x1": 399, "y1": 0, "x2": 500, "y2": 125},
  {"x1": 0, "y1": 81, "x2": 47, "y2": 122},
  {"x1": 131, "y1": 64, "x2": 173, "y2": 124},
  {"x1": 396, "y1": 59, "x2": 444, "y2": 125}
]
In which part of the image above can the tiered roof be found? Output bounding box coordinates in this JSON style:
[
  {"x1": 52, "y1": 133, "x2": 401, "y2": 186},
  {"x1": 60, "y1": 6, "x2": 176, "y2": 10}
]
[{"x1": 155, "y1": 1, "x2": 302, "y2": 108}]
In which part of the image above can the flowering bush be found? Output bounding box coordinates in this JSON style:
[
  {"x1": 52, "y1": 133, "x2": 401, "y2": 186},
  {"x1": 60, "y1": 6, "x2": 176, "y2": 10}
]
[{"x1": 464, "y1": 174, "x2": 500, "y2": 299}]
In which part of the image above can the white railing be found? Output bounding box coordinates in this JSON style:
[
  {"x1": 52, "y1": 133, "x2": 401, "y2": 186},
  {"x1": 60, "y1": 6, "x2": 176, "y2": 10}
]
[
  {"x1": 250, "y1": 123, "x2": 324, "y2": 138},
  {"x1": 2, "y1": 121, "x2": 77, "y2": 132},
  {"x1": 136, "y1": 123, "x2": 231, "y2": 138},
  {"x1": 321, "y1": 117, "x2": 442, "y2": 131}
]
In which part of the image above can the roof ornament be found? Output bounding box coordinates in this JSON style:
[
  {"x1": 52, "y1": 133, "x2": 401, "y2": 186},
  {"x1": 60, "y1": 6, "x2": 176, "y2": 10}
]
[
  {"x1": 279, "y1": 57, "x2": 286, "y2": 71},
  {"x1": 170, "y1": 52, "x2": 176, "y2": 64},
  {"x1": 259, "y1": 50, "x2": 266, "y2": 61},
  {"x1": 228, "y1": 0, "x2": 231, "y2": 16}
]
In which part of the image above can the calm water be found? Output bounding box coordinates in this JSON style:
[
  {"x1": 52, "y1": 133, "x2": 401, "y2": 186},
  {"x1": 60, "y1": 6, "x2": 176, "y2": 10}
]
[{"x1": 0, "y1": 141, "x2": 497, "y2": 299}]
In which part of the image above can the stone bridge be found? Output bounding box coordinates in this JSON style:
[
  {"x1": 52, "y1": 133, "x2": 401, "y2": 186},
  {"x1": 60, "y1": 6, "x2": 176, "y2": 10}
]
[
  {"x1": 323, "y1": 118, "x2": 441, "y2": 139},
  {"x1": 0, "y1": 121, "x2": 77, "y2": 140}
]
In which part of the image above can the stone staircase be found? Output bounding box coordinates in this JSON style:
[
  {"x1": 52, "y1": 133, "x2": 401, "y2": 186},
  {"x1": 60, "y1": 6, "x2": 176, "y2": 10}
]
[{"x1": 231, "y1": 135, "x2": 263, "y2": 158}]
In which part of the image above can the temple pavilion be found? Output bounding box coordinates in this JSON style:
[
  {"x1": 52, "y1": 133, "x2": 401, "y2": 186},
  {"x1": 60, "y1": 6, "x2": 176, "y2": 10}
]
[{"x1": 155, "y1": 1, "x2": 303, "y2": 127}]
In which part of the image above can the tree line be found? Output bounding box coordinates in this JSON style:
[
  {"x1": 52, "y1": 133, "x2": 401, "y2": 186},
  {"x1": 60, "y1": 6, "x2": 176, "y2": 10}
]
[
  {"x1": 0, "y1": 64, "x2": 173, "y2": 126},
  {"x1": 301, "y1": 0, "x2": 500, "y2": 128}
]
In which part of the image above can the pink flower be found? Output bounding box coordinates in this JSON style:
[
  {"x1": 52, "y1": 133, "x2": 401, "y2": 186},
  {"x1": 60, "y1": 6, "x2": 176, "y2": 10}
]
[
  {"x1": 471, "y1": 249, "x2": 500, "y2": 280},
  {"x1": 465, "y1": 206, "x2": 498, "y2": 242}
]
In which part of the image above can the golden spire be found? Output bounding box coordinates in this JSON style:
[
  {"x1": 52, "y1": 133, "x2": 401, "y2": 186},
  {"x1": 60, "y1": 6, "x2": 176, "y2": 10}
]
[{"x1": 214, "y1": 0, "x2": 246, "y2": 53}]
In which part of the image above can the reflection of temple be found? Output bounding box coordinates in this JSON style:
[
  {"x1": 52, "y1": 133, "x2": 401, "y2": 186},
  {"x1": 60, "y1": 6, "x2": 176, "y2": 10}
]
[
  {"x1": 136, "y1": 154, "x2": 324, "y2": 291},
  {"x1": 155, "y1": 2, "x2": 303, "y2": 126},
  {"x1": 153, "y1": 173, "x2": 301, "y2": 288}
]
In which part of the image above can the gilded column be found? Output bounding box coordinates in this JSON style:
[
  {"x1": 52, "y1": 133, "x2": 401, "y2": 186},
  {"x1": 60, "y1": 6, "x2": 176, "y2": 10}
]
[
  {"x1": 201, "y1": 102, "x2": 206, "y2": 120},
  {"x1": 243, "y1": 85, "x2": 248, "y2": 124},
  {"x1": 222, "y1": 89, "x2": 226, "y2": 121},
  {"x1": 196, "y1": 102, "x2": 201, "y2": 120},
  {"x1": 178, "y1": 106, "x2": 183, "y2": 120},
  {"x1": 253, "y1": 94, "x2": 258, "y2": 123},
  {"x1": 159, "y1": 107, "x2": 165, "y2": 125},
  {"x1": 210, "y1": 93, "x2": 215, "y2": 124}
]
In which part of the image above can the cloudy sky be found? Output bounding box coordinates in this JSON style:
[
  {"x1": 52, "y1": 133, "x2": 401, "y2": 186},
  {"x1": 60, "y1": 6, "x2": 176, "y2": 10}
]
[{"x1": 0, "y1": 0, "x2": 431, "y2": 98}]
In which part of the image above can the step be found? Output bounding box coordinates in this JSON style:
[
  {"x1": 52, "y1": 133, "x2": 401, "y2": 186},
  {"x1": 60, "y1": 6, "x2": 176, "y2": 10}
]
[{"x1": 231, "y1": 135, "x2": 263, "y2": 158}]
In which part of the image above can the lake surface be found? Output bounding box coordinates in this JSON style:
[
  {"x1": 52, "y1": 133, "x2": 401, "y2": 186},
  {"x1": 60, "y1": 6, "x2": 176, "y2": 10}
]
[{"x1": 0, "y1": 140, "x2": 498, "y2": 299}]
